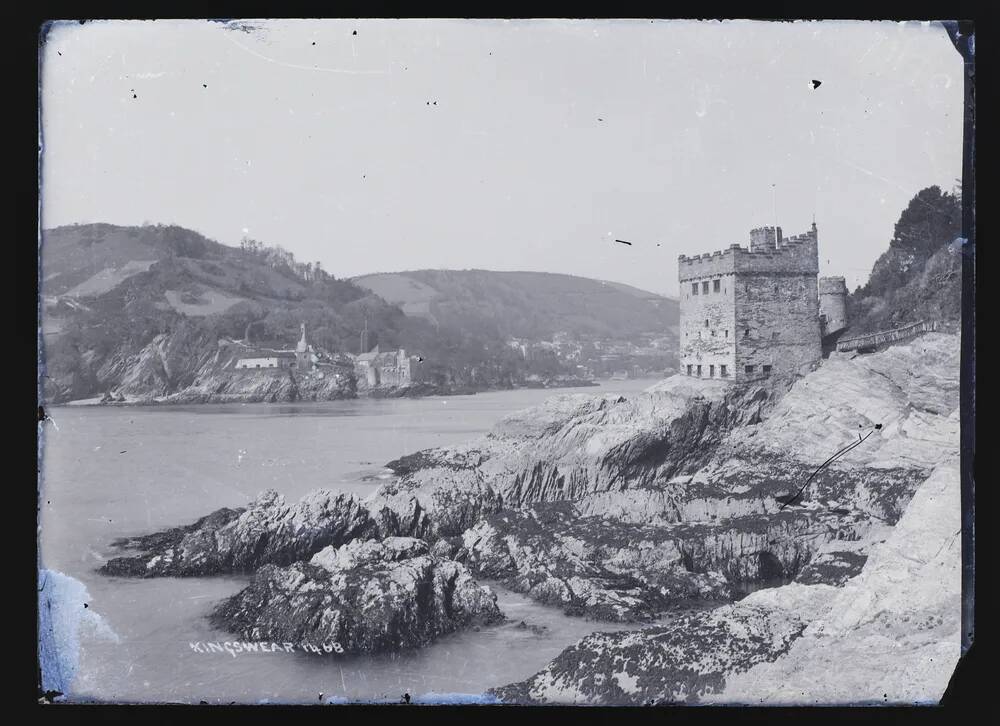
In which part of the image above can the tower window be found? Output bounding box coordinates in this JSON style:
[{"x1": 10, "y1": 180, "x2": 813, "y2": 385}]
[
  {"x1": 696, "y1": 365, "x2": 702, "y2": 377},
  {"x1": 724, "y1": 330, "x2": 729, "y2": 338},
  {"x1": 772, "y1": 332, "x2": 779, "y2": 340},
  {"x1": 704, "y1": 319, "x2": 709, "y2": 328},
  {"x1": 686, "y1": 364, "x2": 692, "y2": 376},
  {"x1": 763, "y1": 365, "x2": 773, "y2": 376},
  {"x1": 745, "y1": 365, "x2": 755, "y2": 374},
  {"x1": 713, "y1": 279, "x2": 720, "y2": 293},
  {"x1": 702, "y1": 281, "x2": 709, "y2": 294},
  {"x1": 709, "y1": 364, "x2": 715, "y2": 377},
  {"x1": 720, "y1": 365, "x2": 728, "y2": 377},
  {"x1": 744, "y1": 329, "x2": 750, "y2": 338},
  {"x1": 692, "y1": 282, "x2": 699, "y2": 295}
]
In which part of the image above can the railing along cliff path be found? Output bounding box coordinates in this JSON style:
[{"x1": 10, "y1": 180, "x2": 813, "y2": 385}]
[{"x1": 835, "y1": 320, "x2": 939, "y2": 353}]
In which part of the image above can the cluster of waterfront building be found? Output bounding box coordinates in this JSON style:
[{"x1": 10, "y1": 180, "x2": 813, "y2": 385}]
[{"x1": 232, "y1": 322, "x2": 427, "y2": 388}]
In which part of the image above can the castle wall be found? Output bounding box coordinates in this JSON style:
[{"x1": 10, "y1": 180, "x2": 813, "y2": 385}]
[
  {"x1": 734, "y1": 272, "x2": 822, "y2": 379},
  {"x1": 679, "y1": 270, "x2": 737, "y2": 380}
]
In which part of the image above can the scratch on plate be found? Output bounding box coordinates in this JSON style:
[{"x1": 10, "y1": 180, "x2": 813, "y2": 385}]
[{"x1": 224, "y1": 34, "x2": 389, "y2": 76}]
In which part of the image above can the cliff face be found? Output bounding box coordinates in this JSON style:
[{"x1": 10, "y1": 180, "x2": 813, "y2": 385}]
[{"x1": 77, "y1": 327, "x2": 358, "y2": 404}]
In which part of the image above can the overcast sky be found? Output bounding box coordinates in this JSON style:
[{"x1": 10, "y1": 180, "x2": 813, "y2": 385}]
[{"x1": 40, "y1": 19, "x2": 963, "y2": 296}]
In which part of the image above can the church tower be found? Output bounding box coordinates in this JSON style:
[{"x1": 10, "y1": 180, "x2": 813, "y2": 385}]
[
  {"x1": 360, "y1": 318, "x2": 379, "y2": 354},
  {"x1": 295, "y1": 322, "x2": 313, "y2": 370}
]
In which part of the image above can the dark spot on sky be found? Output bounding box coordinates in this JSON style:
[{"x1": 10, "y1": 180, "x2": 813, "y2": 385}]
[
  {"x1": 811, "y1": 80, "x2": 822, "y2": 89},
  {"x1": 352, "y1": 30, "x2": 357, "y2": 36},
  {"x1": 83, "y1": 603, "x2": 88, "y2": 608},
  {"x1": 598, "y1": 118, "x2": 603, "y2": 122},
  {"x1": 203, "y1": 84, "x2": 207, "y2": 88},
  {"x1": 312, "y1": 42, "x2": 316, "y2": 46},
  {"x1": 433, "y1": 101, "x2": 437, "y2": 106},
  {"x1": 57, "y1": 51, "x2": 62, "y2": 56},
  {"x1": 615, "y1": 239, "x2": 632, "y2": 246}
]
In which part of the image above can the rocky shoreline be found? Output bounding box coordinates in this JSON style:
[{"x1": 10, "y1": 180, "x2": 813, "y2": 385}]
[
  {"x1": 72, "y1": 375, "x2": 601, "y2": 406},
  {"x1": 97, "y1": 333, "x2": 960, "y2": 703}
]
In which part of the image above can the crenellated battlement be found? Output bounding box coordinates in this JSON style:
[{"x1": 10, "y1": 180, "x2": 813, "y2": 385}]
[
  {"x1": 818, "y1": 276, "x2": 848, "y2": 295},
  {"x1": 677, "y1": 220, "x2": 831, "y2": 384},
  {"x1": 678, "y1": 224, "x2": 819, "y2": 281}
]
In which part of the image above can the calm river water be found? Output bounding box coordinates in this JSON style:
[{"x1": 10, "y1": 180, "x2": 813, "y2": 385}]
[{"x1": 39, "y1": 379, "x2": 669, "y2": 704}]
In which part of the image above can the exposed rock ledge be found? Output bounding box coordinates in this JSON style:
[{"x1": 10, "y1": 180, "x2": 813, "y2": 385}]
[
  {"x1": 210, "y1": 537, "x2": 503, "y2": 654},
  {"x1": 490, "y1": 459, "x2": 960, "y2": 705},
  {"x1": 101, "y1": 490, "x2": 376, "y2": 577}
]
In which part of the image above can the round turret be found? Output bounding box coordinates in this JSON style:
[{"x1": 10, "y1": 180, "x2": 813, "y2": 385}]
[{"x1": 818, "y1": 276, "x2": 848, "y2": 336}]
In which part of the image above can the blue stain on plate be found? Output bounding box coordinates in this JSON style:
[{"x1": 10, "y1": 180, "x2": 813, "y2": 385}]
[
  {"x1": 411, "y1": 692, "x2": 502, "y2": 705},
  {"x1": 38, "y1": 569, "x2": 119, "y2": 697}
]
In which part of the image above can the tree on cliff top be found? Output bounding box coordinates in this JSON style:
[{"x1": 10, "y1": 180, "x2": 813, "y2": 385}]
[
  {"x1": 847, "y1": 185, "x2": 962, "y2": 334},
  {"x1": 889, "y1": 185, "x2": 961, "y2": 256}
]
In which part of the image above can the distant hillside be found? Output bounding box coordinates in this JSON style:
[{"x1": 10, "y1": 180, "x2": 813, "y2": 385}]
[
  {"x1": 352, "y1": 270, "x2": 679, "y2": 340},
  {"x1": 41, "y1": 224, "x2": 669, "y2": 404},
  {"x1": 38, "y1": 224, "x2": 453, "y2": 403}
]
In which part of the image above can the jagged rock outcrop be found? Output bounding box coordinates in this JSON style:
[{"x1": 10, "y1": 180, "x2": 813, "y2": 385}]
[
  {"x1": 490, "y1": 459, "x2": 960, "y2": 704},
  {"x1": 387, "y1": 334, "x2": 958, "y2": 521},
  {"x1": 383, "y1": 378, "x2": 784, "y2": 510},
  {"x1": 363, "y1": 468, "x2": 504, "y2": 541},
  {"x1": 459, "y1": 500, "x2": 871, "y2": 622},
  {"x1": 101, "y1": 490, "x2": 377, "y2": 576},
  {"x1": 211, "y1": 537, "x2": 503, "y2": 653}
]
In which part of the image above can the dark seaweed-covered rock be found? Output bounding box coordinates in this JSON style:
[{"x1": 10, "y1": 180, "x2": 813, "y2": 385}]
[
  {"x1": 210, "y1": 537, "x2": 503, "y2": 654},
  {"x1": 100, "y1": 490, "x2": 377, "y2": 577},
  {"x1": 794, "y1": 548, "x2": 869, "y2": 586},
  {"x1": 490, "y1": 584, "x2": 829, "y2": 704},
  {"x1": 460, "y1": 499, "x2": 875, "y2": 622}
]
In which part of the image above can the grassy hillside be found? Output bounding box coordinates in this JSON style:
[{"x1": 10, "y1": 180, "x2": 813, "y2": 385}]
[
  {"x1": 41, "y1": 224, "x2": 667, "y2": 403},
  {"x1": 38, "y1": 224, "x2": 453, "y2": 402},
  {"x1": 352, "y1": 269, "x2": 679, "y2": 340}
]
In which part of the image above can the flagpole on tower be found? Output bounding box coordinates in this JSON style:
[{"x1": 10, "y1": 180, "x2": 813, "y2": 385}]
[{"x1": 771, "y1": 183, "x2": 777, "y2": 234}]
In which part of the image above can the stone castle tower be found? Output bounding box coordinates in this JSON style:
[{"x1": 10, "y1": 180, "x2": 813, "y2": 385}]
[{"x1": 677, "y1": 222, "x2": 847, "y2": 382}]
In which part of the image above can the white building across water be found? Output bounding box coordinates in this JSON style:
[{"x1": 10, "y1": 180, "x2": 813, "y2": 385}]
[{"x1": 234, "y1": 323, "x2": 317, "y2": 371}]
